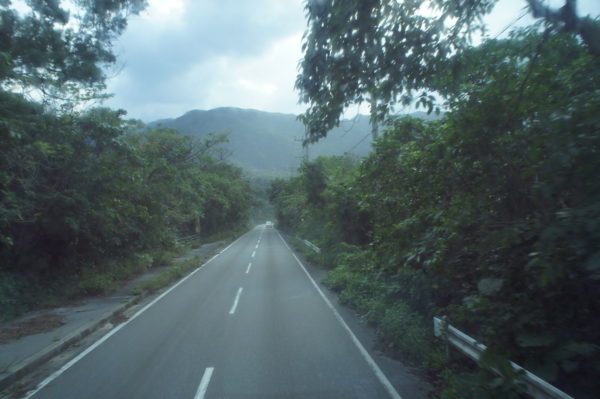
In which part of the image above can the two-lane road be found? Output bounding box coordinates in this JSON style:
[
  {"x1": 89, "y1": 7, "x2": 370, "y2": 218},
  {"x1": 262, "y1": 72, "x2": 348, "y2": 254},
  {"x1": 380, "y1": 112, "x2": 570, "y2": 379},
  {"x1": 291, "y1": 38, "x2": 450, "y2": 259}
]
[{"x1": 25, "y1": 226, "x2": 402, "y2": 399}]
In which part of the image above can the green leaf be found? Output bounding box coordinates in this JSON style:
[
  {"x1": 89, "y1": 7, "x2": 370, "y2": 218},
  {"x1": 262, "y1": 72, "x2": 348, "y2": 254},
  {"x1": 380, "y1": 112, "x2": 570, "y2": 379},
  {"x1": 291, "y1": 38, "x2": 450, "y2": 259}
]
[
  {"x1": 560, "y1": 359, "x2": 579, "y2": 373},
  {"x1": 516, "y1": 332, "x2": 555, "y2": 348},
  {"x1": 584, "y1": 251, "x2": 600, "y2": 279},
  {"x1": 561, "y1": 342, "x2": 600, "y2": 358},
  {"x1": 477, "y1": 278, "x2": 504, "y2": 296}
]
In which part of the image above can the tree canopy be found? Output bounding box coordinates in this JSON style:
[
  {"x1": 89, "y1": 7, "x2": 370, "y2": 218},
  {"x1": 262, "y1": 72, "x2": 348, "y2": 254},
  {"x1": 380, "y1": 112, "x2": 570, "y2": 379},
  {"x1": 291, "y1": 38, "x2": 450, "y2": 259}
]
[
  {"x1": 296, "y1": 0, "x2": 600, "y2": 142},
  {"x1": 0, "y1": 0, "x2": 146, "y2": 104},
  {"x1": 278, "y1": 20, "x2": 600, "y2": 397},
  {"x1": 0, "y1": 0, "x2": 254, "y2": 319}
]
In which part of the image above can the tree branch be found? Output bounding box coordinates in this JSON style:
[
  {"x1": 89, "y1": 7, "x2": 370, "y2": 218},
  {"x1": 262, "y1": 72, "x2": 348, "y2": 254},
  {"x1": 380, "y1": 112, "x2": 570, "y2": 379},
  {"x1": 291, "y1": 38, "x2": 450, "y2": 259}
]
[{"x1": 526, "y1": 0, "x2": 600, "y2": 57}]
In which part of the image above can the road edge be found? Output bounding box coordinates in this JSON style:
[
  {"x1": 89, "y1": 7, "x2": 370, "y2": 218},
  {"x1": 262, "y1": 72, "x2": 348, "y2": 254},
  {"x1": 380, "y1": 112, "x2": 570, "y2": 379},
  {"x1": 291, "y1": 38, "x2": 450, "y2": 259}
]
[
  {"x1": 0, "y1": 230, "x2": 249, "y2": 395},
  {"x1": 277, "y1": 231, "x2": 403, "y2": 399},
  {"x1": 0, "y1": 296, "x2": 140, "y2": 393}
]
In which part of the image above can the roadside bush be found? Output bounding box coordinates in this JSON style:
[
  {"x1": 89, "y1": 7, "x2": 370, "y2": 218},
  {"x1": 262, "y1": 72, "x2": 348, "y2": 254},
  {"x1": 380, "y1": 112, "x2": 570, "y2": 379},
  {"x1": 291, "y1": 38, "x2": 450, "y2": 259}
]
[
  {"x1": 0, "y1": 272, "x2": 36, "y2": 321},
  {"x1": 271, "y1": 29, "x2": 600, "y2": 398},
  {"x1": 378, "y1": 301, "x2": 444, "y2": 368},
  {"x1": 75, "y1": 274, "x2": 117, "y2": 297},
  {"x1": 133, "y1": 255, "x2": 204, "y2": 295}
]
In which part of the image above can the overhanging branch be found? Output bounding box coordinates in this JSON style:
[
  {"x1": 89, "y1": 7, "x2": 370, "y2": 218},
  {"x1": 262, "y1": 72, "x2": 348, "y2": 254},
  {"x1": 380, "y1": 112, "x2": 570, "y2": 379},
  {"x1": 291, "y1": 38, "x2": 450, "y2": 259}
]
[{"x1": 526, "y1": 0, "x2": 600, "y2": 56}]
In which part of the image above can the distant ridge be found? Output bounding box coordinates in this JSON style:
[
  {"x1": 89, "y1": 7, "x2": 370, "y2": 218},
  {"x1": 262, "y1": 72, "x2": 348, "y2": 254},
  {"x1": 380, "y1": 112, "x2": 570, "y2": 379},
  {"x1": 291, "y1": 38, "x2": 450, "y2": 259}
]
[
  {"x1": 149, "y1": 107, "x2": 373, "y2": 178},
  {"x1": 149, "y1": 107, "x2": 438, "y2": 178}
]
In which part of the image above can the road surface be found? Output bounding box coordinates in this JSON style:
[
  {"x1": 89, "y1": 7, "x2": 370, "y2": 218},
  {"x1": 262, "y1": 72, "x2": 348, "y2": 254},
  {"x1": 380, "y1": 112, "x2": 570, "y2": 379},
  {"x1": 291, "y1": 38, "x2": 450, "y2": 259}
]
[{"x1": 25, "y1": 226, "x2": 403, "y2": 399}]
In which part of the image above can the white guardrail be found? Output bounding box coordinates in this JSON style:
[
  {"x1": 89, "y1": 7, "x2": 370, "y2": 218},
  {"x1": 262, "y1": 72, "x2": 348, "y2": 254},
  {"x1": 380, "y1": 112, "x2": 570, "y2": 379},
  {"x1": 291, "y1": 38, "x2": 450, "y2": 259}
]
[
  {"x1": 296, "y1": 236, "x2": 321, "y2": 253},
  {"x1": 303, "y1": 240, "x2": 321, "y2": 253},
  {"x1": 176, "y1": 233, "x2": 201, "y2": 245},
  {"x1": 433, "y1": 317, "x2": 574, "y2": 399}
]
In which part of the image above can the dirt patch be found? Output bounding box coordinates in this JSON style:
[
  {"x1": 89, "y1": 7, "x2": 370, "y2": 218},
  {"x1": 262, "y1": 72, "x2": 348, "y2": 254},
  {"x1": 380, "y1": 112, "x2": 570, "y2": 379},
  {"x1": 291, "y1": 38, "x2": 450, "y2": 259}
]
[{"x1": 0, "y1": 314, "x2": 65, "y2": 344}]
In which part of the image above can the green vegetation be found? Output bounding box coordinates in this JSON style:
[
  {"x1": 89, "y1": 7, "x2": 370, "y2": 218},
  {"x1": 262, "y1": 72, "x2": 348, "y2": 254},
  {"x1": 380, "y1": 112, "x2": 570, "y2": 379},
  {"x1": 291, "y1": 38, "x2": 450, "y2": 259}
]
[
  {"x1": 296, "y1": 0, "x2": 600, "y2": 141},
  {"x1": 0, "y1": 104, "x2": 252, "y2": 319},
  {"x1": 132, "y1": 255, "x2": 205, "y2": 296},
  {"x1": 0, "y1": 1, "x2": 253, "y2": 320},
  {"x1": 275, "y1": 23, "x2": 600, "y2": 398},
  {"x1": 154, "y1": 108, "x2": 440, "y2": 178},
  {"x1": 151, "y1": 107, "x2": 373, "y2": 178}
]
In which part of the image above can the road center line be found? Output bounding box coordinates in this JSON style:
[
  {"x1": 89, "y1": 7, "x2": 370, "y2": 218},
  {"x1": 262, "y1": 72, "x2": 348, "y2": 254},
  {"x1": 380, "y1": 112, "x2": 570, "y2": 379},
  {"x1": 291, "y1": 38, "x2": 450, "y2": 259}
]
[
  {"x1": 255, "y1": 244, "x2": 259, "y2": 249},
  {"x1": 22, "y1": 232, "x2": 249, "y2": 399},
  {"x1": 246, "y1": 262, "x2": 252, "y2": 274},
  {"x1": 229, "y1": 287, "x2": 243, "y2": 314},
  {"x1": 277, "y1": 232, "x2": 403, "y2": 399},
  {"x1": 194, "y1": 367, "x2": 215, "y2": 399},
  {"x1": 251, "y1": 250, "x2": 256, "y2": 258}
]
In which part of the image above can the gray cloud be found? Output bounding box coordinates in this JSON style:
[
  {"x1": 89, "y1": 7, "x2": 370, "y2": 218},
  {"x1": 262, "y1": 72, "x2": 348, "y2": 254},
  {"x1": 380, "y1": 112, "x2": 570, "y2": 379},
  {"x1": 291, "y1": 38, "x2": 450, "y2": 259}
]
[
  {"x1": 106, "y1": 0, "x2": 306, "y2": 121},
  {"x1": 105, "y1": 0, "x2": 600, "y2": 122}
]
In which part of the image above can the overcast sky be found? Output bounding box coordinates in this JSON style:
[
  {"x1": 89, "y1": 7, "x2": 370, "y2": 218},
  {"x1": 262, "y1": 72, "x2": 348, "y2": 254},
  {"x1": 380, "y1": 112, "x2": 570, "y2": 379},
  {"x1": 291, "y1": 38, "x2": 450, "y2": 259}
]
[{"x1": 104, "y1": 0, "x2": 600, "y2": 122}]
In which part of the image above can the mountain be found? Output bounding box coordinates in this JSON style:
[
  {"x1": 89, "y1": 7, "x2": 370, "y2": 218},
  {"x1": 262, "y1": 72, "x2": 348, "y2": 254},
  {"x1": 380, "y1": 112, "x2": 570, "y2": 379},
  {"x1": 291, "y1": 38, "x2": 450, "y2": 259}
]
[{"x1": 149, "y1": 107, "x2": 436, "y2": 178}]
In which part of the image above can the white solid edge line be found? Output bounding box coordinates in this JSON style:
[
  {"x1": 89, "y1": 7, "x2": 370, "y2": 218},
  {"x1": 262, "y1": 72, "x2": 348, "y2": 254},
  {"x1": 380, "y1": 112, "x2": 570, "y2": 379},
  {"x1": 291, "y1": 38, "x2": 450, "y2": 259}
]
[
  {"x1": 277, "y1": 232, "x2": 403, "y2": 399},
  {"x1": 246, "y1": 262, "x2": 252, "y2": 274},
  {"x1": 194, "y1": 367, "x2": 215, "y2": 399},
  {"x1": 229, "y1": 287, "x2": 244, "y2": 314},
  {"x1": 24, "y1": 232, "x2": 248, "y2": 399},
  {"x1": 277, "y1": 232, "x2": 290, "y2": 250}
]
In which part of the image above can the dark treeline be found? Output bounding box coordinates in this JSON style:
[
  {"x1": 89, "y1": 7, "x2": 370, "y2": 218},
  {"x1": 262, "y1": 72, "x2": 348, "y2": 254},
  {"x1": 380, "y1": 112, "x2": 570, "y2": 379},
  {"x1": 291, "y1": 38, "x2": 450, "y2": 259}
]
[
  {"x1": 0, "y1": 100, "x2": 252, "y2": 317},
  {"x1": 0, "y1": 1, "x2": 252, "y2": 318},
  {"x1": 271, "y1": 29, "x2": 600, "y2": 398}
]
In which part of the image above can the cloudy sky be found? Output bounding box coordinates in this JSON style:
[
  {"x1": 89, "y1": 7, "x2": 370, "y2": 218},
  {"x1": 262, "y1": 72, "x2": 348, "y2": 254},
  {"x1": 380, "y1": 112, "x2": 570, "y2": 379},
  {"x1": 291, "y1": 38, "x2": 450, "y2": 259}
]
[{"x1": 104, "y1": 0, "x2": 600, "y2": 122}]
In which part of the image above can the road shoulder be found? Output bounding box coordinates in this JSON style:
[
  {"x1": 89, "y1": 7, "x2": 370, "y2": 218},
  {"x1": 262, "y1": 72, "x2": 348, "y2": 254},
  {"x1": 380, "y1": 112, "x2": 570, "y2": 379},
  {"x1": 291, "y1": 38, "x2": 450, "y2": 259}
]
[
  {"x1": 280, "y1": 231, "x2": 433, "y2": 399},
  {"x1": 0, "y1": 240, "x2": 228, "y2": 397}
]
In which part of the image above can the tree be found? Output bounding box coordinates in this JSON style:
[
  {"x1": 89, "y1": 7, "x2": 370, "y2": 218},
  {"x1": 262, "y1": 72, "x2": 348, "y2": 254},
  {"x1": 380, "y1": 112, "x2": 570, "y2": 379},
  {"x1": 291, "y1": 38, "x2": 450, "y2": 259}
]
[
  {"x1": 526, "y1": 0, "x2": 600, "y2": 56},
  {"x1": 0, "y1": 0, "x2": 146, "y2": 105},
  {"x1": 0, "y1": 0, "x2": 256, "y2": 320},
  {"x1": 284, "y1": 25, "x2": 600, "y2": 395},
  {"x1": 296, "y1": 0, "x2": 600, "y2": 142}
]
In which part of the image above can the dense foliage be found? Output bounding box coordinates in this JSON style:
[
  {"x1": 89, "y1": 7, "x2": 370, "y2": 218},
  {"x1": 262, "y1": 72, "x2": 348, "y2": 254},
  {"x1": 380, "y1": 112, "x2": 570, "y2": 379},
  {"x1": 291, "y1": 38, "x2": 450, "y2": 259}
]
[
  {"x1": 274, "y1": 28, "x2": 600, "y2": 397},
  {"x1": 296, "y1": 0, "x2": 600, "y2": 141},
  {"x1": 1, "y1": 0, "x2": 146, "y2": 103},
  {"x1": 0, "y1": 1, "x2": 252, "y2": 318},
  {"x1": 0, "y1": 96, "x2": 252, "y2": 317}
]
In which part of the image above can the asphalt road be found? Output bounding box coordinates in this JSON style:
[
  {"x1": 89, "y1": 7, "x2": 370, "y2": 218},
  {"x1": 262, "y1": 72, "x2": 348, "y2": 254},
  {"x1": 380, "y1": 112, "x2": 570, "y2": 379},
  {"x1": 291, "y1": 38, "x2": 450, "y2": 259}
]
[{"x1": 25, "y1": 226, "x2": 403, "y2": 399}]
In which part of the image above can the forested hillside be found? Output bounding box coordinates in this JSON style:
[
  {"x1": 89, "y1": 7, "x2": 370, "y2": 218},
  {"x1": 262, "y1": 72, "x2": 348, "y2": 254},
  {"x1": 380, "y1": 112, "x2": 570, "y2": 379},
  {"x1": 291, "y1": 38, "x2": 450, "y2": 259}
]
[
  {"x1": 151, "y1": 107, "x2": 439, "y2": 177},
  {"x1": 151, "y1": 108, "x2": 372, "y2": 177},
  {"x1": 272, "y1": 3, "x2": 600, "y2": 398},
  {"x1": 0, "y1": 1, "x2": 252, "y2": 319}
]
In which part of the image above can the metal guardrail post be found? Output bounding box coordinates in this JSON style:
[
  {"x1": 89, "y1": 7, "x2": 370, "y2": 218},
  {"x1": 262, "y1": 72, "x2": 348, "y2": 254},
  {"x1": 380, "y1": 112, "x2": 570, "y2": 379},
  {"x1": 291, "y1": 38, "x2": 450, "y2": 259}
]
[
  {"x1": 433, "y1": 317, "x2": 574, "y2": 399},
  {"x1": 434, "y1": 316, "x2": 450, "y2": 359}
]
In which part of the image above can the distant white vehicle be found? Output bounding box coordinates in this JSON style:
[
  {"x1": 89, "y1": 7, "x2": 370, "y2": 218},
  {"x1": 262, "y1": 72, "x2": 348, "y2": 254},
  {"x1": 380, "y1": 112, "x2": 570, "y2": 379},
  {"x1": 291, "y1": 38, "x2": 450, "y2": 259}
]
[{"x1": 265, "y1": 221, "x2": 274, "y2": 227}]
